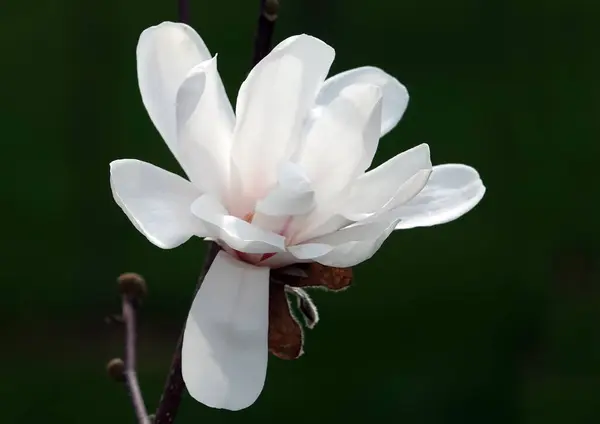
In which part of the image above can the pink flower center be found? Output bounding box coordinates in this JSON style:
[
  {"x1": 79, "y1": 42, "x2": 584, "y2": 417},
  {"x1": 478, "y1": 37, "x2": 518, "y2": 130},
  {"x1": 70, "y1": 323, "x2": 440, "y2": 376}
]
[{"x1": 233, "y1": 210, "x2": 278, "y2": 265}]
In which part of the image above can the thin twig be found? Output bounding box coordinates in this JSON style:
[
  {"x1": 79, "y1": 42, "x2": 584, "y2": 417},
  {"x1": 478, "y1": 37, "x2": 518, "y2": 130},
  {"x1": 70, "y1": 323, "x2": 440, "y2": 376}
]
[
  {"x1": 178, "y1": 0, "x2": 189, "y2": 25},
  {"x1": 153, "y1": 2, "x2": 280, "y2": 422},
  {"x1": 252, "y1": 0, "x2": 279, "y2": 65},
  {"x1": 122, "y1": 297, "x2": 151, "y2": 424}
]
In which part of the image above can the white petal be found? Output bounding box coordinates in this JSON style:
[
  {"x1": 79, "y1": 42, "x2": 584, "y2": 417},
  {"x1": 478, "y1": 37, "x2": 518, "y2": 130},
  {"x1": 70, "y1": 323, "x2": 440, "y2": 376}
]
[
  {"x1": 182, "y1": 251, "x2": 270, "y2": 410},
  {"x1": 137, "y1": 22, "x2": 233, "y2": 162},
  {"x1": 316, "y1": 66, "x2": 409, "y2": 137},
  {"x1": 297, "y1": 84, "x2": 383, "y2": 201},
  {"x1": 305, "y1": 219, "x2": 390, "y2": 247},
  {"x1": 314, "y1": 221, "x2": 397, "y2": 267},
  {"x1": 287, "y1": 243, "x2": 333, "y2": 260},
  {"x1": 289, "y1": 191, "x2": 355, "y2": 244},
  {"x1": 176, "y1": 56, "x2": 234, "y2": 196},
  {"x1": 232, "y1": 35, "x2": 335, "y2": 198},
  {"x1": 394, "y1": 164, "x2": 485, "y2": 229},
  {"x1": 342, "y1": 143, "x2": 432, "y2": 220},
  {"x1": 290, "y1": 215, "x2": 398, "y2": 267},
  {"x1": 255, "y1": 162, "x2": 315, "y2": 216},
  {"x1": 110, "y1": 159, "x2": 205, "y2": 248},
  {"x1": 251, "y1": 162, "x2": 317, "y2": 238},
  {"x1": 190, "y1": 195, "x2": 286, "y2": 253}
]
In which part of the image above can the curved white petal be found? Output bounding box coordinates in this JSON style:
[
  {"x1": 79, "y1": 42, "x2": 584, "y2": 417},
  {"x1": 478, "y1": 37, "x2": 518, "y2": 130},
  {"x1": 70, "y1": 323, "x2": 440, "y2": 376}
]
[
  {"x1": 137, "y1": 22, "x2": 233, "y2": 163},
  {"x1": 394, "y1": 164, "x2": 485, "y2": 229},
  {"x1": 110, "y1": 159, "x2": 205, "y2": 248},
  {"x1": 315, "y1": 222, "x2": 397, "y2": 267},
  {"x1": 252, "y1": 162, "x2": 317, "y2": 237},
  {"x1": 289, "y1": 213, "x2": 398, "y2": 267},
  {"x1": 255, "y1": 162, "x2": 315, "y2": 216},
  {"x1": 182, "y1": 251, "x2": 270, "y2": 411},
  {"x1": 176, "y1": 56, "x2": 234, "y2": 196},
  {"x1": 297, "y1": 84, "x2": 383, "y2": 201},
  {"x1": 342, "y1": 143, "x2": 432, "y2": 220},
  {"x1": 232, "y1": 35, "x2": 335, "y2": 198},
  {"x1": 287, "y1": 243, "x2": 333, "y2": 260},
  {"x1": 315, "y1": 66, "x2": 409, "y2": 137},
  {"x1": 289, "y1": 205, "x2": 351, "y2": 245},
  {"x1": 191, "y1": 195, "x2": 286, "y2": 254},
  {"x1": 304, "y1": 218, "x2": 390, "y2": 247}
]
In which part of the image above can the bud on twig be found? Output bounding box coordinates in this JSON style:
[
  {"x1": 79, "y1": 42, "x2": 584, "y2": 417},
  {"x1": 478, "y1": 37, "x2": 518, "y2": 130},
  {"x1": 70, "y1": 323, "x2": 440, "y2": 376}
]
[
  {"x1": 107, "y1": 358, "x2": 126, "y2": 382},
  {"x1": 118, "y1": 272, "x2": 147, "y2": 303}
]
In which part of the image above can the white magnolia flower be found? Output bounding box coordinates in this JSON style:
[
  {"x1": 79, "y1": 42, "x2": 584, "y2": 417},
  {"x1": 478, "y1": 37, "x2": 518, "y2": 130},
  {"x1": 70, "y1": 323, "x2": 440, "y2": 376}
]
[{"x1": 110, "y1": 22, "x2": 485, "y2": 411}]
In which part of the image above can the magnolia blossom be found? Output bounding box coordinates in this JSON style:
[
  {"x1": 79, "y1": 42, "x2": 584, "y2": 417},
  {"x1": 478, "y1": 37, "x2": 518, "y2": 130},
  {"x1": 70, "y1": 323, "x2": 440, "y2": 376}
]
[{"x1": 109, "y1": 22, "x2": 485, "y2": 411}]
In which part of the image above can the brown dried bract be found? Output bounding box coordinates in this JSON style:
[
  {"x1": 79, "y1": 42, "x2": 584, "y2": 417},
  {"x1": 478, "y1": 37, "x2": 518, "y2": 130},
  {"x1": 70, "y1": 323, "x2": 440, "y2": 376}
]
[
  {"x1": 268, "y1": 282, "x2": 303, "y2": 360},
  {"x1": 277, "y1": 263, "x2": 353, "y2": 291}
]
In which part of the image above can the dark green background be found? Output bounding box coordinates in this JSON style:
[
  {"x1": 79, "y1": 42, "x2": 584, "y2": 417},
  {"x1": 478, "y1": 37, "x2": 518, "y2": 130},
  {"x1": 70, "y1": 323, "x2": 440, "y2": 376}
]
[{"x1": 2, "y1": 0, "x2": 599, "y2": 422}]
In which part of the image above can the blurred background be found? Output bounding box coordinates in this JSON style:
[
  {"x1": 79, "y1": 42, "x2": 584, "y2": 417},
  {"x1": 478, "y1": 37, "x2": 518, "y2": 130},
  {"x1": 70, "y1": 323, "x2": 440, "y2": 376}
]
[{"x1": 2, "y1": 0, "x2": 599, "y2": 422}]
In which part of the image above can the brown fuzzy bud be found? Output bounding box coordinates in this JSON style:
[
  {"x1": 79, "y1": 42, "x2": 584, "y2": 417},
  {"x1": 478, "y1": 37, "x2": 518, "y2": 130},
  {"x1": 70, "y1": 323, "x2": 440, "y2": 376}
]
[
  {"x1": 106, "y1": 358, "x2": 125, "y2": 382},
  {"x1": 117, "y1": 272, "x2": 147, "y2": 300}
]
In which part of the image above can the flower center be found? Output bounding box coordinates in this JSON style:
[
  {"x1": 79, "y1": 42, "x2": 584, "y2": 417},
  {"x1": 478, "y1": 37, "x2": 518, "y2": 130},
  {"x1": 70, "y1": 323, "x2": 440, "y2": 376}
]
[
  {"x1": 233, "y1": 210, "x2": 276, "y2": 265},
  {"x1": 243, "y1": 211, "x2": 255, "y2": 223}
]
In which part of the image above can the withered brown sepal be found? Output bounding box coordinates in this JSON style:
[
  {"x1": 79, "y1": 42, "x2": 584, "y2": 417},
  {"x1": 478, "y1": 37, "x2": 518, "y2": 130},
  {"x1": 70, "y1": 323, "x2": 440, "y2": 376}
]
[
  {"x1": 267, "y1": 264, "x2": 352, "y2": 359},
  {"x1": 277, "y1": 263, "x2": 353, "y2": 291},
  {"x1": 267, "y1": 282, "x2": 303, "y2": 360}
]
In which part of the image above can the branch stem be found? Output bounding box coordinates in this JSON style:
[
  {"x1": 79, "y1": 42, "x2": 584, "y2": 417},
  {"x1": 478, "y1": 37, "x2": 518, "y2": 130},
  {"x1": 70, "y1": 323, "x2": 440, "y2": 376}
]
[
  {"x1": 252, "y1": 0, "x2": 278, "y2": 65},
  {"x1": 122, "y1": 297, "x2": 151, "y2": 424},
  {"x1": 178, "y1": 0, "x2": 189, "y2": 24}
]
